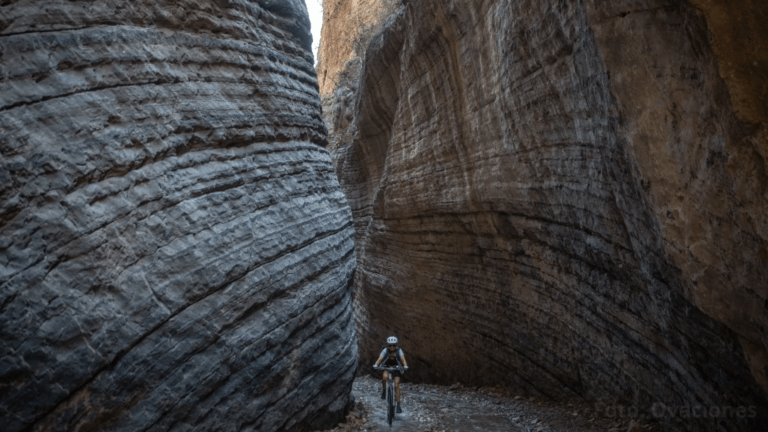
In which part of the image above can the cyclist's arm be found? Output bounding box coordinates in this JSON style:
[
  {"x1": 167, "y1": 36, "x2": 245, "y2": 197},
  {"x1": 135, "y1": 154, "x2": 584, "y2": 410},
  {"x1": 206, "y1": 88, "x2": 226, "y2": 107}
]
[
  {"x1": 399, "y1": 350, "x2": 408, "y2": 368},
  {"x1": 373, "y1": 355, "x2": 384, "y2": 367}
]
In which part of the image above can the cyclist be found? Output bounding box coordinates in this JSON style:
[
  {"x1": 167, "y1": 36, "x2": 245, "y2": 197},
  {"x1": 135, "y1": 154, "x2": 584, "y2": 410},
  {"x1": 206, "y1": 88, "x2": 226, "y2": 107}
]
[{"x1": 373, "y1": 336, "x2": 409, "y2": 413}]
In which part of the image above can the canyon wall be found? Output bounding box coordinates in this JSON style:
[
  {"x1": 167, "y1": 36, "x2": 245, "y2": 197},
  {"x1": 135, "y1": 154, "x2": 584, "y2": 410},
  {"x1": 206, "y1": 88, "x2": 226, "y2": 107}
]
[
  {"x1": 0, "y1": 1, "x2": 357, "y2": 431},
  {"x1": 325, "y1": 0, "x2": 768, "y2": 430},
  {"x1": 315, "y1": 0, "x2": 398, "y2": 96},
  {"x1": 315, "y1": 0, "x2": 400, "y2": 155}
]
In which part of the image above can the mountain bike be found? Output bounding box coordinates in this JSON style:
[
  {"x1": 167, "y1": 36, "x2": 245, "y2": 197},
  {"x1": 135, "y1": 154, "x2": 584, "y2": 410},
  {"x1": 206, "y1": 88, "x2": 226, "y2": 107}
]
[{"x1": 375, "y1": 365, "x2": 404, "y2": 426}]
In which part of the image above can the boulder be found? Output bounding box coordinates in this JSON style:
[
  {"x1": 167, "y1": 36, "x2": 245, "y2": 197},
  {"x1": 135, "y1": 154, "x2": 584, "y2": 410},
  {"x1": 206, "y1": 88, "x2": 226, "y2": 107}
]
[{"x1": 0, "y1": 1, "x2": 356, "y2": 431}]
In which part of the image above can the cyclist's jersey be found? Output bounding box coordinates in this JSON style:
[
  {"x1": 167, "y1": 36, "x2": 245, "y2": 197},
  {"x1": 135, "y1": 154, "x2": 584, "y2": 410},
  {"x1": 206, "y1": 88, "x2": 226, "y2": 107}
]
[{"x1": 379, "y1": 347, "x2": 405, "y2": 366}]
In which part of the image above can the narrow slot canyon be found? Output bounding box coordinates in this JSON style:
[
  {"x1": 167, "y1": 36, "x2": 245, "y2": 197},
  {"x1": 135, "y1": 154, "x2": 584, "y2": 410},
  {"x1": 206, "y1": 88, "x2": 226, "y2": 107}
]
[{"x1": 0, "y1": 1, "x2": 766, "y2": 431}]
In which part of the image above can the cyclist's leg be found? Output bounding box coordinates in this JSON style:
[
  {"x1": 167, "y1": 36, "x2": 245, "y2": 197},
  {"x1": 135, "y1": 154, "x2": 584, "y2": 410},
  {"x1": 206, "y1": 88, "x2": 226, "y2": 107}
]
[
  {"x1": 382, "y1": 371, "x2": 389, "y2": 393},
  {"x1": 394, "y1": 376, "x2": 401, "y2": 404}
]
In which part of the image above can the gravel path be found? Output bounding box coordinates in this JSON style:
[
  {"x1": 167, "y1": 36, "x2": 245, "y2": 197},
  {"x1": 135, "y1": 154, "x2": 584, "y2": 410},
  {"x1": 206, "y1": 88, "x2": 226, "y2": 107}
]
[{"x1": 315, "y1": 376, "x2": 661, "y2": 432}]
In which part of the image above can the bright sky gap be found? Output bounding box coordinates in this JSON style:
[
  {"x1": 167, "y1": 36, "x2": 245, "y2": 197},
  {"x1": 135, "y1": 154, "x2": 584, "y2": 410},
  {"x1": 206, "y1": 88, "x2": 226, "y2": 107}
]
[{"x1": 307, "y1": 0, "x2": 323, "y2": 65}]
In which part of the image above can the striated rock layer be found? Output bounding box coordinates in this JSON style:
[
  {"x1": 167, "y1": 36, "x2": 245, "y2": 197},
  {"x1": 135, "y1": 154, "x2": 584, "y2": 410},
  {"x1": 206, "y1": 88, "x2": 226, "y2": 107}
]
[
  {"x1": 0, "y1": 1, "x2": 356, "y2": 431},
  {"x1": 315, "y1": 0, "x2": 399, "y2": 157},
  {"x1": 329, "y1": 0, "x2": 768, "y2": 430},
  {"x1": 315, "y1": 0, "x2": 397, "y2": 96}
]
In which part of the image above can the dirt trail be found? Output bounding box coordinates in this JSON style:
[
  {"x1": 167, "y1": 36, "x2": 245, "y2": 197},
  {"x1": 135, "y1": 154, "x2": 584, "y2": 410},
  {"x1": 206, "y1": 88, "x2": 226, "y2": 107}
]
[{"x1": 315, "y1": 376, "x2": 659, "y2": 432}]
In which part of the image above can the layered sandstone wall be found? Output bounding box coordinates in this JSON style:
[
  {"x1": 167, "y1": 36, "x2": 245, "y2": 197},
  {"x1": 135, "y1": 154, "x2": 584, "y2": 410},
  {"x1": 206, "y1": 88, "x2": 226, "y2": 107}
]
[
  {"x1": 315, "y1": 0, "x2": 397, "y2": 96},
  {"x1": 327, "y1": 0, "x2": 768, "y2": 430},
  {"x1": 315, "y1": 0, "x2": 399, "y2": 157},
  {"x1": 0, "y1": 1, "x2": 356, "y2": 431}
]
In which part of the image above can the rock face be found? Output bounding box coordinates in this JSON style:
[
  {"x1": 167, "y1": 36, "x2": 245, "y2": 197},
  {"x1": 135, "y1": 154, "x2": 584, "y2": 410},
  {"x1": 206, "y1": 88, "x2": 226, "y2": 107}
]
[
  {"x1": 0, "y1": 1, "x2": 356, "y2": 431},
  {"x1": 327, "y1": 0, "x2": 768, "y2": 430},
  {"x1": 315, "y1": 0, "x2": 399, "y2": 155},
  {"x1": 315, "y1": 0, "x2": 398, "y2": 96}
]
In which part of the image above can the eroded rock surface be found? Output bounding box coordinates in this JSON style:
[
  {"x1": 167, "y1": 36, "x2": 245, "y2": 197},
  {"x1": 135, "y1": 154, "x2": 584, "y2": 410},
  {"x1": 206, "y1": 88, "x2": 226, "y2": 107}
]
[
  {"x1": 315, "y1": 0, "x2": 399, "y2": 156},
  {"x1": 326, "y1": 0, "x2": 768, "y2": 430},
  {"x1": 315, "y1": 0, "x2": 398, "y2": 97},
  {"x1": 0, "y1": 1, "x2": 356, "y2": 431}
]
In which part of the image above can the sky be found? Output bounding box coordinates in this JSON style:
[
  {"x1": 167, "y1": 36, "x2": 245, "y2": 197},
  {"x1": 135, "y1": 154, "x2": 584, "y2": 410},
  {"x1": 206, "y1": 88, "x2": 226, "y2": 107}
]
[{"x1": 306, "y1": 0, "x2": 324, "y2": 65}]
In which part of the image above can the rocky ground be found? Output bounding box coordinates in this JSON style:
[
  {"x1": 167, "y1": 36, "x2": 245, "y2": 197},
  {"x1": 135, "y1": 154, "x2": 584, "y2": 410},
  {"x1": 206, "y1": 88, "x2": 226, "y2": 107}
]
[{"x1": 315, "y1": 376, "x2": 661, "y2": 432}]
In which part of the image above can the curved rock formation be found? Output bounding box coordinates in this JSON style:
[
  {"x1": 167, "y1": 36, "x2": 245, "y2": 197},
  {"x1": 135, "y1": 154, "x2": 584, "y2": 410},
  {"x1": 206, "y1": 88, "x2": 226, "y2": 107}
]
[
  {"x1": 0, "y1": 1, "x2": 356, "y2": 431},
  {"x1": 328, "y1": 0, "x2": 768, "y2": 430}
]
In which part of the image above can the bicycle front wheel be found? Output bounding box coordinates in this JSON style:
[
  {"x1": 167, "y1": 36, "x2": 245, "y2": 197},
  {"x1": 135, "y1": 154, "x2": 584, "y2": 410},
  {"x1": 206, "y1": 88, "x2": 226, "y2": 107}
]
[{"x1": 387, "y1": 383, "x2": 395, "y2": 426}]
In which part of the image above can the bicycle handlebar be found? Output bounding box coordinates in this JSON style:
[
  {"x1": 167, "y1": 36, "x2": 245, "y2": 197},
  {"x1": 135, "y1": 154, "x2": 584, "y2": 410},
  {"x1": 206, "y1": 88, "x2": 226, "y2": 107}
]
[{"x1": 374, "y1": 365, "x2": 407, "y2": 373}]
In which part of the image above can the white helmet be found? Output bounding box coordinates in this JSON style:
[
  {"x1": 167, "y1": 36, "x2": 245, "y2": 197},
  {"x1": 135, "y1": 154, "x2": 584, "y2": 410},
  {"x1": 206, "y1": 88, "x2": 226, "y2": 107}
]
[{"x1": 386, "y1": 336, "x2": 398, "y2": 345}]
